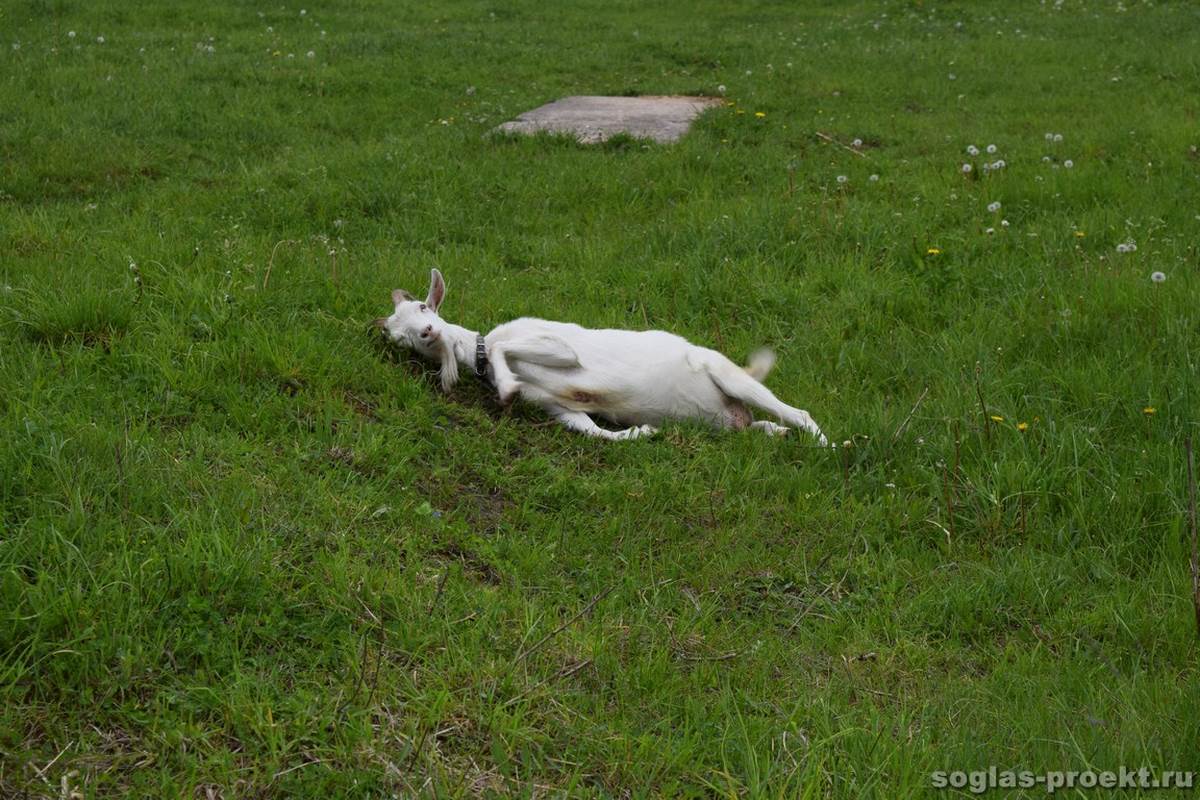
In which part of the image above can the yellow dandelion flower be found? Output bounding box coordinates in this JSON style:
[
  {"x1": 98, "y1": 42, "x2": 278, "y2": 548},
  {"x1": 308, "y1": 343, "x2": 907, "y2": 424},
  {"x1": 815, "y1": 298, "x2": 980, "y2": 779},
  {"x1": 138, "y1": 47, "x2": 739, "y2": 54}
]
[
  {"x1": 754, "y1": 111, "x2": 766, "y2": 118},
  {"x1": 989, "y1": 415, "x2": 1004, "y2": 422},
  {"x1": 1143, "y1": 406, "x2": 1156, "y2": 415},
  {"x1": 1074, "y1": 231, "x2": 1086, "y2": 238},
  {"x1": 736, "y1": 110, "x2": 745, "y2": 115},
  {"x1": 1016, "y1": 421, "x2": 1029, "y2": 432},
  {"x1": 927, "y1": 247, "x2": 941, "y2": 255}
]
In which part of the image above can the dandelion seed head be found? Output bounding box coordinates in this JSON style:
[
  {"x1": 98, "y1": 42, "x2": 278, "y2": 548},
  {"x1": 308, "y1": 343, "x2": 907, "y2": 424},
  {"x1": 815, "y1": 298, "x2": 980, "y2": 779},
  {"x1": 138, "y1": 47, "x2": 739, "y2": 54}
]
[
  {"x1": 1053, "y1": 133, "x2": 1063, "y2": 143},
  {"x1": 96, "y1": 35, "x2": 105, "y2": 43},
  {"x1": 967, "y1": 145, "x2": 979, "y2": 156},
  {"x1": 868, "y1": 174, "x2": 879, "y2": 182},
  {"x1": 852, "y1": 138, "x2": 863, "y2": 147},
  {"x1": 987, "y1": 201, "x2": 1001, "y2": 213},
  {"x1": 306, "y1": 50, "x2": 315, "y2": 58},
  {"x1": 1151, "y1": 271, "x2": 1166, "y2": 283},
  {"x1": 68, "y1": 30, "x2": 76, "y2": 38},
  {"x1": 962, "y1": 163, "x2": 972, "y2": 173},
  {"x1": 836, "y1": 174, "x2": 848, "y2": 183},
  {"x1": 1000, "y1": 219, "x2": 1010, "y2": 228},
  {"x1": 986, "y1": 144, "x2": 997, "y2": 154},
  {"x1": 986, "y1": 227, "x2": 995, "y2": 235}
]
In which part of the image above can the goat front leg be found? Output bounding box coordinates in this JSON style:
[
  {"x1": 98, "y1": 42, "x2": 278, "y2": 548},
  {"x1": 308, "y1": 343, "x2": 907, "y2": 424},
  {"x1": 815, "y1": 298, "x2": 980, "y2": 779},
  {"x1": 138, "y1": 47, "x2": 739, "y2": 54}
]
[
  {"x1": 552, "y1": 409, "x2": 656, "y2": 441},
  {"x1": 487, "y1": 343, "x2": 522, "y2": 406}
]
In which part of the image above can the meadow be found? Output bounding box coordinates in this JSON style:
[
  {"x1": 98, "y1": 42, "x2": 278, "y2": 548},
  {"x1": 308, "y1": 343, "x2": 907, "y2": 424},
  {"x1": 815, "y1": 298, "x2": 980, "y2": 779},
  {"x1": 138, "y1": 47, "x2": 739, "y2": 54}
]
[{"x1": 2, "y1": 0, "x2": 1199, "y2": 796}]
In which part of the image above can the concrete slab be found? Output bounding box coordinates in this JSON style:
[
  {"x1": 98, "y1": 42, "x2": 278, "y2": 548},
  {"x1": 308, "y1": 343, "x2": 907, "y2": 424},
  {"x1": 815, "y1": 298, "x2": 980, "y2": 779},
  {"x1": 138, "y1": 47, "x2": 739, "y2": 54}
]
[{"x1": 495, "y1": 95, "x2": 723, "y2": 144}]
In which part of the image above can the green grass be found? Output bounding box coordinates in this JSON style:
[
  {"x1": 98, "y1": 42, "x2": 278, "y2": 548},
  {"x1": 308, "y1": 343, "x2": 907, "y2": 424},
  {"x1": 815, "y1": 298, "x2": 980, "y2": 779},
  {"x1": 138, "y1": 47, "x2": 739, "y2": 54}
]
[{"x1": 2, "y1": 0, "x2": 1199, "y2": 796}]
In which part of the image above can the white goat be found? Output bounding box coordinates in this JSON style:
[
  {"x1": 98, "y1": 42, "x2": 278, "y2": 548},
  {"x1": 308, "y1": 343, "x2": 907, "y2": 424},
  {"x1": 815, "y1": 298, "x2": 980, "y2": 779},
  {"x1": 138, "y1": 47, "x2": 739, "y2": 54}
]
[{"x1": 377, "y1": 269, "x2": 827, "y2": 444}]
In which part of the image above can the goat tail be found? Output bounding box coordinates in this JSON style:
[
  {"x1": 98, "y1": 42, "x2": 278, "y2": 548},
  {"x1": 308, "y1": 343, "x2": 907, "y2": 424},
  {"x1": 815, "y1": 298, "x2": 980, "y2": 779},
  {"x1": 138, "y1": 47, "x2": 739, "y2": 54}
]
[{"x1": 744, "y1": 348, "x2": 776, "y2": 382}]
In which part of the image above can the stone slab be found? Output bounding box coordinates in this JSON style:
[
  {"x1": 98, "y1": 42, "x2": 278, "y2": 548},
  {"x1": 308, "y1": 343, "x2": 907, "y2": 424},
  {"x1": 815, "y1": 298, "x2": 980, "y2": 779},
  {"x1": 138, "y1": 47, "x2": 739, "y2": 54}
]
[{"x1": 495, "y1": 95, "x2": 723, "y2": 144}]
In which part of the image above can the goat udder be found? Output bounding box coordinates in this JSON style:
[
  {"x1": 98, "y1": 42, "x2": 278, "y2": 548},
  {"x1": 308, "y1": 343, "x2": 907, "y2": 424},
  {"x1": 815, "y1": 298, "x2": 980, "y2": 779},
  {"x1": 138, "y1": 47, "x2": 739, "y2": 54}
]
[{"x1": 724, "y1": 401, "x2": 752, "y2": 430}]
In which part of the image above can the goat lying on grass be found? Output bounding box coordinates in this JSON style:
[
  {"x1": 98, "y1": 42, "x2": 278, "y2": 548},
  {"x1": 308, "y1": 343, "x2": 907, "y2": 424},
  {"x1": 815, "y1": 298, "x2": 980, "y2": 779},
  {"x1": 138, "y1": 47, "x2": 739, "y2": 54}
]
[{"x1": 377, "y1": 269, "x2": 827, "y2": 444}]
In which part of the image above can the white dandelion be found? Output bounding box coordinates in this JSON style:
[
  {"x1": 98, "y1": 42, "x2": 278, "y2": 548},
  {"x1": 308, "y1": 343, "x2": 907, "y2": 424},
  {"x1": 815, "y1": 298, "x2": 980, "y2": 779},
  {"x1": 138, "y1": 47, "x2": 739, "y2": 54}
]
[
  {"x1": 68, "y1": 30, "x2": 76, "y2": 38},
  {"x1": 836, "y1": 174, "x2": 848, "y2": 184},
  {"x1": 1001, "y1": 219, "x2": 1010, "y2": 228},
  {"x1": 967, "y1": 144, "x2": 980, "y2": 156},
  {"x1": 986, "y1": 144, "x2": 997, "y2": 154},
  {"x1": 96, "y1": 35, "x2": 105, "y2": 43},
  {"x1": 1151, "y1": 271, "x2": 1166, "y2": 283},
  {"x1": 306, "y1": 50, "x2": 315, "y2": 58},
  {"x1": 1053, "y1": 133, "x2": 1063, "y2": 143},
  {"x1": 993, "y1": 159, "x2": 1006, "y2": 169},
  {"x1": 852, "y1": 138, "x2": 863, "y2": 147},
  {"x1": 986, "y1": 227, "x2": 996, "y2": 235},
  {"x1": 1045, "y1": 132, "x2": 1054, "y2": 141},
  {"x1": 717, "y1": 84, "x2": 726, "y2": 94},
  {"x1": 869, "y1": 174, "x2": 880, "y2": 182},
  {"x1": 962, "y1": 163, "x2": 973, "y2": 173},
  {"x1": 1063, "y1": 159, "x2": 1074, "y2": 168},
  {"x1": 987, "y1": 201, "x2": 1001, "y2": 212}
]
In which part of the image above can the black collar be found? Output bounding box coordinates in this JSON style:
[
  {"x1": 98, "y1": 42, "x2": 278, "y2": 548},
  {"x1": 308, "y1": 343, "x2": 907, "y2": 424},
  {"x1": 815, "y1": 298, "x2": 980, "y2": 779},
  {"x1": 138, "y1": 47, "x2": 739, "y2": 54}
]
[{"x1": 474, "y1": 334, "x2": 490, "y2": 382}]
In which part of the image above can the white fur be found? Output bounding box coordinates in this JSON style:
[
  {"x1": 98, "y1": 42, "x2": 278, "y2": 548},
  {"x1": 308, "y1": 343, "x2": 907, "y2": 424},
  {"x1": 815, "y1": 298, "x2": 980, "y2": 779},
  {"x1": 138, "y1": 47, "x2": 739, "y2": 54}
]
[{"x1": 379, "y1": 270, "x2": 827, "y2": 444}]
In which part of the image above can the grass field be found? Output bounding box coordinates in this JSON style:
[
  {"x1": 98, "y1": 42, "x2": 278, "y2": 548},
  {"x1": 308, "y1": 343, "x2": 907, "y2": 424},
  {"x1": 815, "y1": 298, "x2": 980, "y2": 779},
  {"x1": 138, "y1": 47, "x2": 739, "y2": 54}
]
[{"x1": 3, "y1": 0, "x2": 1199, "y2": 796}]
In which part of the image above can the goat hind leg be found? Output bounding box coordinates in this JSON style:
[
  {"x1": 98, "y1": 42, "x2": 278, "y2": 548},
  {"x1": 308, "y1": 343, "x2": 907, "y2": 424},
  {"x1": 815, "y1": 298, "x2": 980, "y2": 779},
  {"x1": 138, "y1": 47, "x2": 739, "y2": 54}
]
[
  {"x1": 709, "y1": 366, "x2": 827, "y2": 445},
  {"x1": 750, "y1": 420, "x2": 791, "y2": 437}
]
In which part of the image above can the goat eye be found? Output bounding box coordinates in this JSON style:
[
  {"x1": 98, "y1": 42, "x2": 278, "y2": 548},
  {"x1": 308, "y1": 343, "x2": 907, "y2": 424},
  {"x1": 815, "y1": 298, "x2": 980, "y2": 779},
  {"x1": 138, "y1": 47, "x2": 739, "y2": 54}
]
[{"x1": 419, "y1": 303, "x2": 427, "y2": 312}]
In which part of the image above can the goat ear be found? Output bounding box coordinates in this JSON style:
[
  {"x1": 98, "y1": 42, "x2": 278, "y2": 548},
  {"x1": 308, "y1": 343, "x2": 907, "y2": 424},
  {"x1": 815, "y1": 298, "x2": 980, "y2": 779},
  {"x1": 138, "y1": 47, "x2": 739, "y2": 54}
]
[
  {"x1": 392, "y1": 289, "x2": 413, "y2": 305},
  {"x1": 426, "y1": 269, "x2": 446, "y2": 312}
]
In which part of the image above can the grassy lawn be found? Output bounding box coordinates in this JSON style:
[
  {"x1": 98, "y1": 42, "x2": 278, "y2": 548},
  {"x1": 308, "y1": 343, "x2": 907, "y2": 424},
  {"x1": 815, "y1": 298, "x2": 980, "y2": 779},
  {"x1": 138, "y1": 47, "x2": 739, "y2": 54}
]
[{"x1": 3, "y1": 0, "x2": 1199, "y2": 795}]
